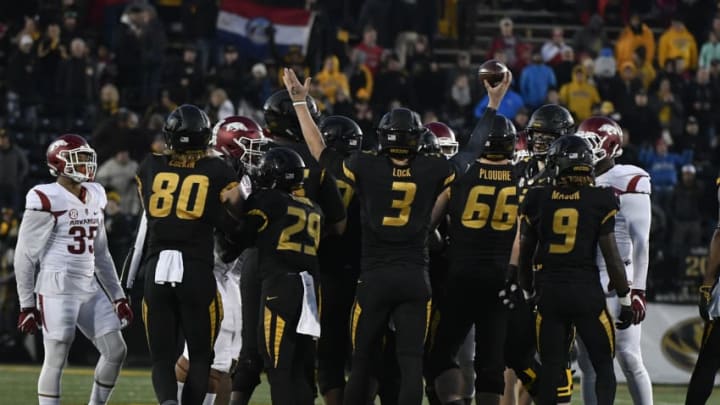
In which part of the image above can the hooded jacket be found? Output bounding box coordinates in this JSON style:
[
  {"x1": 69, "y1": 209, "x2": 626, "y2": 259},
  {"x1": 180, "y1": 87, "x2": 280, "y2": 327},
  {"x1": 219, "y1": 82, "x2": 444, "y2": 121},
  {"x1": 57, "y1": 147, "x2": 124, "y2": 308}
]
[
  {"x1": 316, "y1": 55, "x2": 350, "y2": 104},
  {"x1": 615, "y1": 23, "x2": 656, "y2": 68},
  {"x1": 658, "y1": 25, "x2": 698, "y2": 71},
  {"x1": 559, "y1": 65, "x2": 600, "y2": 121}
]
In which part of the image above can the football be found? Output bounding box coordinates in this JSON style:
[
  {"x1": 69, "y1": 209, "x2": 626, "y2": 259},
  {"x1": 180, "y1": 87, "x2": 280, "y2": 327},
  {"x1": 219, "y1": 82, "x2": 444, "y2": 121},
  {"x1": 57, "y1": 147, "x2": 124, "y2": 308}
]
[{"x1": 478, "y1": 59, "x2": 509, "y2": 87}]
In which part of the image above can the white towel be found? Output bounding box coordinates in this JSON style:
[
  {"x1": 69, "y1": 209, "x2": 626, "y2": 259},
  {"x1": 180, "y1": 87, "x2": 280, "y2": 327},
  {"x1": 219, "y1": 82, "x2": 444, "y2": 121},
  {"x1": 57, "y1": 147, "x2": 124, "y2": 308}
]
[
  {"x1": 296, "y1": 271, "x2": 321, "y2": 338},
  {"x1": 709, "y1": 282, "x2": 720, "y2": 320},
  {"x1": 155, "y1": 250, "x2": 184, "y2": 286}
]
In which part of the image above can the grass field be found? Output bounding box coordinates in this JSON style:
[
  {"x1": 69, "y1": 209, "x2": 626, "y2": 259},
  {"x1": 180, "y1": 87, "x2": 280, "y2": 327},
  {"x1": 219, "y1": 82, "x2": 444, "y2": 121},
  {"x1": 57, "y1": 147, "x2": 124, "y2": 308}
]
[{"x1": 0, "y1": 364, "x2": 710, "y2": 404}]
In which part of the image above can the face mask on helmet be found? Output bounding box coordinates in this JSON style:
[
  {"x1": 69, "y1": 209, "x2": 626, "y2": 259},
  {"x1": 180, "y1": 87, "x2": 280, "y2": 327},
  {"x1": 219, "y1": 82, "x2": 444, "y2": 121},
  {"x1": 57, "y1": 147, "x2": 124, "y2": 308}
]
[
  {"x1": 530, "y1": 132, "x2": 560, "y2": 155},
  {"x1": 48, "y1": 142, "x2": 97, "y2": 183}
]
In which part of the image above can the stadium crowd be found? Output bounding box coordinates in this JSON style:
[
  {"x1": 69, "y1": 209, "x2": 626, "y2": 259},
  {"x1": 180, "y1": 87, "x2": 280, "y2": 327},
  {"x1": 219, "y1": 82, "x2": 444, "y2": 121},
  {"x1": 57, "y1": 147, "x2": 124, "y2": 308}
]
[{"x1": 0, "y1": 0, "x2": 719, "y2": 365}]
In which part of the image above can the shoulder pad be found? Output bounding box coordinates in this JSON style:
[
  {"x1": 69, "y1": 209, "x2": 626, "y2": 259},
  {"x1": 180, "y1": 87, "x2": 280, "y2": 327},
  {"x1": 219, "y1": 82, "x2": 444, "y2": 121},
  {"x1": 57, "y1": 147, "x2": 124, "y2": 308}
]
[
  {"x1": 597, "y1": 164, "x2": 651, "y2": 195},
  {"x1": 26, "y1": 184, "x2": 65, "y2": 212}
]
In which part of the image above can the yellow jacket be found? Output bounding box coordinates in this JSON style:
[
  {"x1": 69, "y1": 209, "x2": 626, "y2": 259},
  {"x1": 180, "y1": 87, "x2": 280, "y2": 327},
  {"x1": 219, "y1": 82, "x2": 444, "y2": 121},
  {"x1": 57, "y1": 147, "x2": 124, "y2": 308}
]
[
  {"x1": 615, "y1": 24, "x2": 655, "y2": 67},
  {"x1": 315, "y1": 55, "x2": 350, "y2": 104},
  {"x1": 559, "y1": 65, "x2": 600, "y2": 122},
  {"x1": 657, "y1": 26, "x2": 697, "y2": 71}
]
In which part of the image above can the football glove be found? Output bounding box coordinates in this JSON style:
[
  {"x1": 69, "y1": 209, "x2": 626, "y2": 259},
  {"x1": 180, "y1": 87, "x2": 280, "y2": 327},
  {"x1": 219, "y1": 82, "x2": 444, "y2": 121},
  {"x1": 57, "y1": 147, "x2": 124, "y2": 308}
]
[
  {"x1": 631, "y1": 289, "x2": 646, "y2": 324},
  {"x1": 114, "y1": 298, "x2": 134, "y2": 328},
  {"x1": 699, "y1": 284, "x2": 712, "y2": 322},
  {"x1": 499, "y1": 264, "x2": 523, "y2": 310},
  {"x1": 17, "y1": 307, "x2": 41, "y2": 334},
  {"x1": 616, "y1": 294, "x2": 633, "y2": 330}
]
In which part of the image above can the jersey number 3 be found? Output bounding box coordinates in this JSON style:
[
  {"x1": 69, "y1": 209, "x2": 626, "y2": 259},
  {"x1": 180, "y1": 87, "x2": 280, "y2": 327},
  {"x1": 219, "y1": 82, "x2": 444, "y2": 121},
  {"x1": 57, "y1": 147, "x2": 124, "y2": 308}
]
[
  {"x1": 382, "y1": 182, "x2": 417, "y2": 227},
  {"x1": 148, "y1": 173, "x2": 209, "y2": 219}
]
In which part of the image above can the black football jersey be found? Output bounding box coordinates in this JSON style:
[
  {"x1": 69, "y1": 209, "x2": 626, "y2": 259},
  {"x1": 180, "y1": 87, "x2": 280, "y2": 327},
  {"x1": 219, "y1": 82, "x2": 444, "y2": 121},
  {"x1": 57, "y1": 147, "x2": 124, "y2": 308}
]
[
  {"x1": 520, "y1": 184, "x2": 619, "y2": 283},
  {"x1": 320, "y1": 148, "x2": 455, "y2": 270},
  {"x1": 515, "y1": 156, "x2": 553, "y2": 203},
  {"x1": 447, "y1": 161, "x2": 519, "y2": 272},
  {"x1": 244, "y1": 188, "x2": 324, "y2": 278},
  {"x1": 319, "y1": 175, "x2": 362, "y2": 271},
  {"x1": 268, "y1": 141, "x2": 346, "y2": 225},
  {"x1": 136, "y1": 153, "x2": 238, "y2": 263}
]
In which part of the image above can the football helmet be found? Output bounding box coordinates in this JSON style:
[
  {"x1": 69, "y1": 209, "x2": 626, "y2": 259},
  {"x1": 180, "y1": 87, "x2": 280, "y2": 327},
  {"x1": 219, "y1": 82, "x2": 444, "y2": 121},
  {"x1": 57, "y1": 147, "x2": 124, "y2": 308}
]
[
  {"x1": 482, "y1": 114, "x2": 517, "y2": 160},
  {"x1": 319, "y1": 115, "x2": 363, "y2": 155},
  {"x1": 575, "y1": 116, "x2": 623, "y2": 163},
  {"x1": 545, "y1": 135, "x2": 595, "y2": 180},
  {"x1": 377, "y1": 108, "x2": 424, "y2": 158},
  {"x1": 255, "y1": 147, "x2": 306, "y2": 192},
  {"x1": 47, "y1": 134, "x2": 97, "y2": 183},
  {"x1": 263, "y1": 89, "x2": 320, "y2": 142},
  {"x1": 526, "y1": 104, "x2": 575, "y2": 156},
  {"x1": 424, "y1": 122, "x2": 458, "y2": 158},
  {"x1": 513, "y1": 130, "x2": 530, "y2": 164},
  {"x1": 419, "y1": 130, "x2": 441, "y2": 155},
  {"x1": 163, "y1": 104, "x2": 212, "y2": 152},
  {"x1": 211, "y1": 116, "x2": 268, "y2": 169}
]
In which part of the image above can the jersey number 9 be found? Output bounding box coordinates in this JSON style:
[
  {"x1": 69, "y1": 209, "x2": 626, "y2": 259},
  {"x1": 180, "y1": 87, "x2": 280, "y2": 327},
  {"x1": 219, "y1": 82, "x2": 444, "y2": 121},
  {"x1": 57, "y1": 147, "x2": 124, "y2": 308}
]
[
  {"x1": 148, "y1": 172, "x2": 209, "y2": 220},
  {"x1": 549, "y1": 208, "x2": 579, "y2": 254}
]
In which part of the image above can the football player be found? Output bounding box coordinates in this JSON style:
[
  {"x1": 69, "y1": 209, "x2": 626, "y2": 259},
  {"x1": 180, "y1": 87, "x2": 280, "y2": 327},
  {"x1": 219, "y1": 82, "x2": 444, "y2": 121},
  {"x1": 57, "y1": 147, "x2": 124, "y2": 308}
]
[
  {"x1": 428, "y1": 115, "x2": 518, "y2": 405},
  {"x1": 282, "y1": 66, "x2": 511, "y2": 405},
  {"x1": 15, "y1": 134, "x2": 132, "y2": 405},
  {"x1": 174, "y1": 115, "x2": 267, "y2": 405},
  {"x1": 231, "y1": 91, "x2": 345, "y2": 405},
  {"x1": 134, "y1": 104, "x2": 244, "y2": 405},
  {"x1": 316, "y1": 115, "x2": 364, "y2": 405},
  {"x1": 575, "y1": 116, "x2": 653, "y2": 405},
  {"x1": 516, "y1": 135, "x2": 633, "y2": 405},
  {"x1": 232, "y1": 147, "x2": 327, "y2": 405},
  {"x1": 426, "y1": 122, "x2": 459, "y2": 159},
  {"x1": 687, "y1": 173, "x2": 720, "y2": 404}
]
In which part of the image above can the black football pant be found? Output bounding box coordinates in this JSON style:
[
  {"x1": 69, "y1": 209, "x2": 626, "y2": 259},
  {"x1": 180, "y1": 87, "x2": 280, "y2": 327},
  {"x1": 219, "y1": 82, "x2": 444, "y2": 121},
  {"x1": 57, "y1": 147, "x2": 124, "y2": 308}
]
[
  {"x1": 427, "y1": 274, "x2": 507, "y2": 395},
  {"x1": 231, "y1": 248, "x2": 263, "y2": 401},
  {"x1": 260, "y1": 272, "x2": 316, "y2": 405},
  {"x1": 535, "y1": 282, "x2": 616, "y2": 405},
  {"x1": 686, "y1": 319, "x2": 720, "y2": 404},
  {"x1": 317, "y1": 265, "x2": 360, "y2": 394},
  {"x1": 344, "y1": 268, "x2": 432, "y2": 405},
  {"x1": 142, "y1": 254, "x2": 221, "y2": 405}
]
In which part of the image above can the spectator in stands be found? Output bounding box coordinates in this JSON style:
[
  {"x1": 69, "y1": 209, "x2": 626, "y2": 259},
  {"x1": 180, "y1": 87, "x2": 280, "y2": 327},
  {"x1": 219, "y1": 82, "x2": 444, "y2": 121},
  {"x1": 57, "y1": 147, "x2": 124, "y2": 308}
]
[
  {"x1": 114, "y1": 4, "x2": 148, "y2": 105},
  {"x1": 446, "y1": 73, "x2": 474, "y2": 131},
  {"x1": 699, "y1": 31, "x2": 720, "y2": 69},
  {"x1": 546, "y1": 88, "x2": 560, "y2": 105},
  {"x1": 239, "y1": 63, "x2": 271, "y2": 115},
  {"x1": 97, "y1": 83, "x2": 120, "y2": 125},
  {"x1": 0, "y1": 129, "x2": 28, "y2": 211},
  {"x1": 447, "y1": 50, "x2": 479, "y2": 102},
  {"x1": 553, "y1": 47, "x2": 575, "y2": 87},
  {"x1": 658, "y1": 18, "x2": 698, "y2": 73},
  {"x1": 405, "y1": 35, "x2": 433, "y2": 76},
  {"x1": 559, "y1": 65, "x2": 600, "y2": 121},
  {"x1": 514, "y1": 107, "x2": 530, "y2": 130},
  {"x1": 634, "y1": 46, "x2": 656, "y2": 90},
  {"x1": 594, "y1": 47, "x2": 618, "y2": 101},
  {"x1": 684, "y1": 68, "x2": 716, "y2": 139},
  {"x1": 669, "y1": 164, "x2": 704, "y2": 255},
  {"x1": 354, "y1": 25, "x2": 384, "y2": 75},
  {"x1": 639, "y1": 138, "x2": 692, "y2": 206},
  {"x1": 651, "y1": 56, "x2": 685, "y2": 96},
  {"x1": 346, "y1": 48, "x2": 374, "y2": 102},
  {"x1": 93, "y1": 108, "x2": 140, "y2": 164},
  {"x1": 56, "y1": 38, "x2": 96, "y2": 125},
  {"x1": 520, "y1": 52, "x2": 557, "y2": 110},
  {"x1": 624, "y1": 88, "x2": 662, "y2": 147},
  {"x1": 651, "y1": 77, "x2": 685, "y2": 139},
  {"x1": 474, "y1": 84, "x2": 524, "y2": 120},
  {"x1": 166, "y1": 44, "x2": 204, "y2": 104},
  {"x1": 104, "y1": 189, "x2": 135, "y2": 268},
  {"x1": 36, "y1": 22, "x2": 64, "y2": 113},
  {"x1": 95, "y1": 44, "x2": 117, "y2": 86},
  {"x1": 354, "y1": 91, "x2": 376, "y2": 148},
  {"x1": 615, "y1": 13, "x2": 655, "y2": 69},
  {"x1": 487, "y1": 17, "x2": 525, "y2": 74},
  {"x1": 541, "y1": 27, "x2": 573, "y2": 66},
  {"x1": 673, "y1": 116, "x2": 707, "y2": 157},
  {"x1": 205, "y1": 88, "x2": 234, "y2": 123},
  {"x1": 211, "y1": 45, "x2": 246, "y2": 104},
  {"x1": 611, "y1": 61, "x2": 644, "y2": 118},
  {"x1": 60, "y1": 8, "x2": 81, "y2": 49},
  {"x1": 332, "y1": 89, "x2": 354, "y2": 117},
  {"x1": 180, "y1": 0, "x2": 219, "y2": 74},
  {"x1": 372, "y1": 52, "x2": 413, "y2": 112},
  {"x1": 316, "y1": 55, "x2": 350, "y2": 105},
  {"x1": 96, "y1": 149, "x2": 140, "y2": 215},
  {"x1": 139, "y1": 4, "x2": 167, "y2": 106},
  {"x1": 6, "y1": 35, "x2": 37, "y2": 123},
  {"x1": 572, "y1": 14, "x2": 609, "y2": 58}
]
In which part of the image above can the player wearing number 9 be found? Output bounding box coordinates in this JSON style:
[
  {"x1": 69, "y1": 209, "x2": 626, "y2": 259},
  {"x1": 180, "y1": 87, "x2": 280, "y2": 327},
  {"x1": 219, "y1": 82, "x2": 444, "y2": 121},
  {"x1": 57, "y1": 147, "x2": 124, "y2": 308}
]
[
  {"x1": 15, "y1": 134, "x2": 131, "y2": 405},
  {"x1": 516, "y1": 135, "x2": 633, "y2": 405},
  {"x1": 134, "y1": 104, "x2": 245, "y2": 405},
  {"x1": 427, "y1": 115, "x2": 519, "y2": 404},
  {"x1": 281, "y1": 66, "x2": 513, "y2": 405}
]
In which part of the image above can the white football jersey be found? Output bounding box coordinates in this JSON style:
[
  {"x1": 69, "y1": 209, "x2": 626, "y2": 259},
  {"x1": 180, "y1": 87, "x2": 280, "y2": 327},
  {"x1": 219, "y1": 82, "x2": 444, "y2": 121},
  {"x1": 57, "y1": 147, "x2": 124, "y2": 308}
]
[
  {"x1": 596, "y1": 164, "x2": 651, "y2": 291},
  {"x1": 25, "y1": 182, "x2": 107, "y2": 298}
]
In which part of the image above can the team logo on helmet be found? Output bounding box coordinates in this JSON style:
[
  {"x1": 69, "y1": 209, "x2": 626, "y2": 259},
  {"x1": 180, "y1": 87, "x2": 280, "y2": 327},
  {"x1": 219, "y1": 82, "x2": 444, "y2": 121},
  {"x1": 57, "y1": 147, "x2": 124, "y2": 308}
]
[{"x1": 225, "y1": 122, "x2": 250, "y2": 132}]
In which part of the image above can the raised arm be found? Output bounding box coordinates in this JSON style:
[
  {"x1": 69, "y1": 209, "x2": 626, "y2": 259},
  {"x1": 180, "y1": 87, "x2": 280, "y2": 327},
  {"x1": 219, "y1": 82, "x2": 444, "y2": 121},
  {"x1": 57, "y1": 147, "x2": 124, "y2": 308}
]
[{"x1": 282, "y1": 67, "x2": 326, "y2": 162}]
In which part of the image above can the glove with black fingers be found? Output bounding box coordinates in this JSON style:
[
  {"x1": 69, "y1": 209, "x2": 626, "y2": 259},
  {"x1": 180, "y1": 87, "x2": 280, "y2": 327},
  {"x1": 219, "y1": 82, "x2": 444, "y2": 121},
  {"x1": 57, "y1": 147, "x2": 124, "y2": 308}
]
[
  {"x1": 498, "y1": 264, "x2": 523, "y2": 310},
  {"x1": 17, "y1": 307, "x2": 41, "y2": 334},
  {"x1": 699, "y1": 285, "x2": 712, "y2": 322},
  {"x1": 616, "y1": 293, "x2": 633, "y2": 330},
  {"x1": 114, "y1": 298, "x2": 134, "y2": 329},
  {"x1": 631, "y1": 289, "x2": 647, "y2": 324}
]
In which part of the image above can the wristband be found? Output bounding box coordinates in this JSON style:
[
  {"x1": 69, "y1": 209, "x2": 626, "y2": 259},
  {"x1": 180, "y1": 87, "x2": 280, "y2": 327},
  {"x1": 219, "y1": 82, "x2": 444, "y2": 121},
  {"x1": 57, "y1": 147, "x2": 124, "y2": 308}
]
[
  {"x1": 618, "y1": 295, "x2": 631, "y2": 306},
  {"x1": 292, "y1": 101, "x2": 307, "y2": 106}
]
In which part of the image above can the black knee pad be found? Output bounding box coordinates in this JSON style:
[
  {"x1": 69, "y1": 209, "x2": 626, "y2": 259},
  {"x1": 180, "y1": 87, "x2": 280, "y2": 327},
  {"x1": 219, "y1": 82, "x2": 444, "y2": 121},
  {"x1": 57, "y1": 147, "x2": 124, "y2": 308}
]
[{"x1": 231, "y1": 354, "x2": 263, "y2": 392}]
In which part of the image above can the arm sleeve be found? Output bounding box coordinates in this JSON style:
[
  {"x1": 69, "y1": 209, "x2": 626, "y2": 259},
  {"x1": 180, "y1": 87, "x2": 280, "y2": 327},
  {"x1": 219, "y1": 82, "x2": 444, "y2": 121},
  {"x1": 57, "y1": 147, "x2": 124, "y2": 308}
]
[
  {"x1": 449, "y1": 106, "x2": 497, "y2": 175},
  {"x1": 318, "y1": 170, "x2": 347, "y2": 224},
  {"x1": 621, "y1": 193, "x2": 652, "y2": 290},
  {"x1": 319, "y1": 148, "x2": 351, "y2": 184},
  {"x1": 14, "y1": 210, "x2": 54, "y2": 308},
  {"x1": 94, "y1": 219, "x2": 125, "y2": 301}
]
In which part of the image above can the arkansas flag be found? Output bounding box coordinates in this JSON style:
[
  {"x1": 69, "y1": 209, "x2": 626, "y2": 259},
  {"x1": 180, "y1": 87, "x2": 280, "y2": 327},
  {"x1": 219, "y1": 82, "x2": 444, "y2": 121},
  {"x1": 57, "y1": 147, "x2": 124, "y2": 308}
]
[{"x1": 217, "y1": 0, "x2": 315, "y2": 59}]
